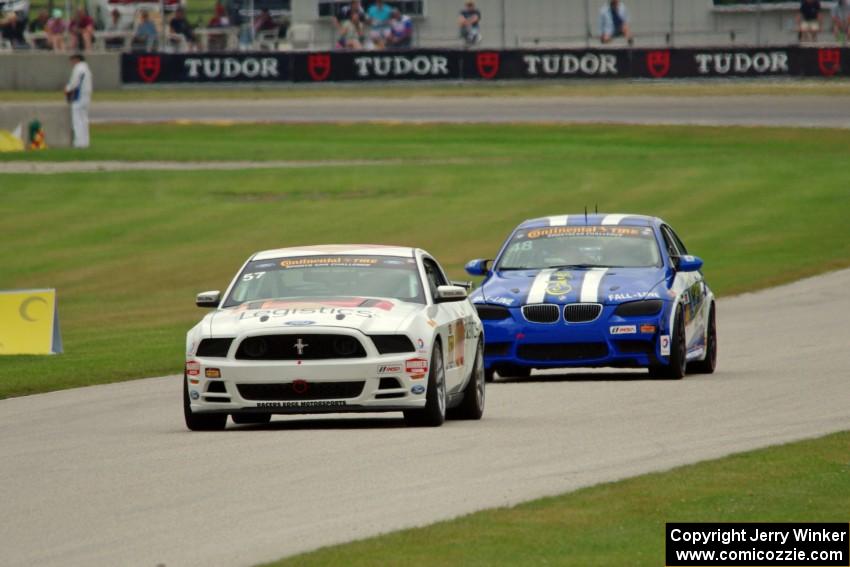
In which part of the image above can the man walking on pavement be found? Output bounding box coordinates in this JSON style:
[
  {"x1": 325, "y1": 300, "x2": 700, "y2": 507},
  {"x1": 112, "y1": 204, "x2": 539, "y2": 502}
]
[{"x1": 65, "y1": 53, "x2": 92, "y2": 149}]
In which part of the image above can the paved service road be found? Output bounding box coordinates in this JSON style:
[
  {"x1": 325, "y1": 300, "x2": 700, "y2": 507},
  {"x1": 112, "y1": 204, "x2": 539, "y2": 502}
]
[
  {"x1": 2, "y1": 270, "x2": 849, "y2": 567},
  {"x1": 88, "y1": 95, "x2": 850, "y2": 128}
]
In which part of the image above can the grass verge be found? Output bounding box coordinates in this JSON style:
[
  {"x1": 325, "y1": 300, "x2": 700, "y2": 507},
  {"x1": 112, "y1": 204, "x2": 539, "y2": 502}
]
[
  {"x1": 1, "y1": 123, "x2": 848, "y2": 397},
  {"x1": 261, "y1": 431, "x2": 850, "y2": 567},
  {"x1": 4, "y1": 78, "x2": 850, "y2": 103}
]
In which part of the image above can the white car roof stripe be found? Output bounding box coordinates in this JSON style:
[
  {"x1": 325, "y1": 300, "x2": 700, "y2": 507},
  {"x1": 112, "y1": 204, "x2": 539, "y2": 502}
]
[
  {"x1": 580, "y1": 268, "x2": 609, "y2": 303},
  {"x1": 547, "y1": 215, "x2": 569, "y2": 226},
  {"x1": 601, "y1": 214, "x2": 630, "y2": 226}
]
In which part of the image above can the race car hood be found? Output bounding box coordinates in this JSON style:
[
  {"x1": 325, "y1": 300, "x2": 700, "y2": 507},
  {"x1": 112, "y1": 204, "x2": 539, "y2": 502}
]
[
  {"x1": 205, "y1": 297, "x2": 424, "y2": 336},
  {"x1": 472, "y1": 267, "x2": 668, "y2": 306}
]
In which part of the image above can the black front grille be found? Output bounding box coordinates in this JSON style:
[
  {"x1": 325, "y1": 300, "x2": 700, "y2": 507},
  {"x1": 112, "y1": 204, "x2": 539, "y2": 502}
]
[
  {"x1": 196, "y1": 338, "x2": 233, "y2": 357},
  {"x1": 517, "y1": 343, "x2": 608, "y2": 361},
  {"x1": 484, "y1": 342, "x2": 511, "y2": 356},
  {"x1": 563, "y1": 303, "x2": 603, "y2": 323},
  {"x1": 207, "y1": 381, "x2": 227, "y2": 393},
  {"x1": 235, "y1": 334, "x2": 366, "y2": 360},
  {"x1": 475, "y1": 304, "x2": 511, "y2": 320},
  {"x1": 614, "y1": 340, "x2": 653, "y2": 355},
  {"x1": 237, "y1": 381, "x2": 366, "y2": 401},
  {"x1": 375, "y1": 392, "x2": 405, "y2": 399},
  {"x1": 369, "y1": 335, "x2": 416, "y2": 354},
  {"x1": 521, "y1": 304, "x2": 560, "y2": 323},
  {"x1": 379, "y1": 377, "x2": 401, "y2": 389}
]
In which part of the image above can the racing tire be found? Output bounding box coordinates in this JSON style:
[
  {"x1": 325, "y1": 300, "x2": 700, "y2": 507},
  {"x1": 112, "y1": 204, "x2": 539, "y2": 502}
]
[
  {"x1": 658, "y1": 306, "x2": 687, "y2": 380},
  {"x1": 688, "y1": 303, "x2": 717, "y2": 375},
  {"x1": 404, "y1": 343, "x2": 447, "y2": 427},
  {"x1": 183, "y1": 375, "x2": 227, "y2": 431},
  {"x1": 231, "y1": 413, "x2": 272, "y2": 425},
  {"x1": 497, "y1": 365, "x2": 531, "y2": 379},
  {"x1": 448, "y1": 339, "x2": 485, "y2": 420}
]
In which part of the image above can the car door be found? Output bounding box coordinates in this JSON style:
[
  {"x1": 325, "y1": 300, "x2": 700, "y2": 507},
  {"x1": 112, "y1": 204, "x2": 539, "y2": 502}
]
[
  {"x1": 661, "y1": 225, "x2": 706, "y2": 356},
  {"x1": 422, "y1": 256, "x2": 469, "y2": 394}
]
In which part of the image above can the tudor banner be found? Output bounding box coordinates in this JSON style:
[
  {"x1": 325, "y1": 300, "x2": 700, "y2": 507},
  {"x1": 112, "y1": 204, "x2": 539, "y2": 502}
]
[
  {"x1": 122, "y1": 53, "x2": 291, "y2": 83},
  {"x1": 291, "y1": 50, "x2": 462, "y2": 82},
  {"x1": 0, "y1": 289, "x2": 63, "y2": 355},
  {"x1": 122, "y1": 47, "x2": 849, "y2": 84}
]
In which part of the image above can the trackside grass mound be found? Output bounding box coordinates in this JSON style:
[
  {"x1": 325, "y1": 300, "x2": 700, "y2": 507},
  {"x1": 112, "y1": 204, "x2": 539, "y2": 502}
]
[
  {"x1": 261, "y1": 431, "x2": 850, "y2": 567},
  {"x1": 1, "y1": 123, "x2": 848, "y2": 397}
]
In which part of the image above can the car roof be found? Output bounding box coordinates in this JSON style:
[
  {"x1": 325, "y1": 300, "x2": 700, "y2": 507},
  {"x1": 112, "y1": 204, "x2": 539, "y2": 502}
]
[
  {"x1": 517, "y1": 214, "x2": 658, "y2": 229},
  {"x1": 251, "y1": 244, "x2": 417, "y2": 261}
]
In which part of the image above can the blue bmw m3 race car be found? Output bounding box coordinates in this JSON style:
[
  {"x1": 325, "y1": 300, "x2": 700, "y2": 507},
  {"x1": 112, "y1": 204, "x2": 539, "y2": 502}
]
[{"x1": 466, "y1": 214, "x2": 717, "y2": 380}]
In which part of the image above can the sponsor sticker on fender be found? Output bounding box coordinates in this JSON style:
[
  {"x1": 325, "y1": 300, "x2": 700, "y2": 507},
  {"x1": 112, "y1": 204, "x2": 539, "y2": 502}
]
[
  {"x1": 660, "y1": 335, "x2": 671, "y2": 356},
  {"x1": 405, "y1": 358, "x2": 428, "y2": 374},
  {"x1": 610, "y1": 325, "x2": 637, "y2": 335},
  {"x1": 378, "y1": 365, "x2": 402, "y2": 374}
]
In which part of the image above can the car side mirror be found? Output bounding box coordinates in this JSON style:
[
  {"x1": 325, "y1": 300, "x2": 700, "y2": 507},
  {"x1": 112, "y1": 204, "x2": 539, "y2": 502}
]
[
  {"x1": 676, "y1": 255, "x2": 703, "y2": 273},
  {"x1": 464, "y1": 259, "x2": 491, "y2": 276},
  {"x1": 196, "y1": 290, "x2": 221, "y2": 308},
  {"x1": 435, "y1": 285, "x2": 468, "y2": 303},
  {"x1": 451, "y1": 280, "x2": 473, "y2": 291}
]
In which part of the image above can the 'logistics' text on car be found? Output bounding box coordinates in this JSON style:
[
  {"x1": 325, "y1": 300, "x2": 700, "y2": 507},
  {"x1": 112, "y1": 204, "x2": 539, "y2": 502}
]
[
  {"x1": 465, "y1": 214, "x2": 717, "y2": 381},
  {"x1": 184, "y1": 245, "x2": 485, "y2": 430}
]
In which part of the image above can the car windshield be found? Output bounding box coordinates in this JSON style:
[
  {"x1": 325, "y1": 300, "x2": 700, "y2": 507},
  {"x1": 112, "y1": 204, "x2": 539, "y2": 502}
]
[
  {"x1": 222, "y1": 255, "x2": 425, "y2": 307},
  {"x1": 497, "y1": 225, "x2": 662, "y2": 270}
]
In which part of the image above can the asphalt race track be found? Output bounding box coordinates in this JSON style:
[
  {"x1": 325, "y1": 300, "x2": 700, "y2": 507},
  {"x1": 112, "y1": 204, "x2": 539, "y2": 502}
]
[
  {"x1": 88, "y1": 95, "x2": 850, "y2": 128},
  {"x1": 1, "y1": 269, "x2": 849, "y2": 567}
]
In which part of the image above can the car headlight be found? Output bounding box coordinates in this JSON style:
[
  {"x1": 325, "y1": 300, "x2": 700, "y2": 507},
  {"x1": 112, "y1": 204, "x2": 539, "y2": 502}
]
[
  {"x1": 475, "y1": 304, "x2": 511, "y2": 320},
  {"x1": 614, "y1": 299, "x2": 663, "y2": 317}
]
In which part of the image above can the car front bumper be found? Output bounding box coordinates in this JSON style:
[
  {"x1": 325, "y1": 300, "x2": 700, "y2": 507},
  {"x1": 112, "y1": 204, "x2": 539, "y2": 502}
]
[
  {"x1": 481, "y1": 304, "x2": 672, "y2": 370},
  {"x1": 186, "y1": 357, "x2": 428, "y2": 415}
]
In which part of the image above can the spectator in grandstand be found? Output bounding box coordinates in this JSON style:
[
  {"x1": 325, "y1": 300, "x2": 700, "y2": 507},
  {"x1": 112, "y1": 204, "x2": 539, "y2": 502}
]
[
  {"x1": 599, "y1": 0, "x2": 631, "y2": 44},
  {"x1": 170, "y1": 7, "x2": 196, "y2": 49},
  {"x1": 336, "y1": 9, "x2": 365, "y2": 49},
  {"x1": 45, "y1": 8, "x2": 66, "y2": 51},
  {"x1": 27, "y1": 9, "x2": 50, "y2": 49},
  {"x1": 28, "y1": 9, "x2": 49, "y2": 32},
  {"x1": 458, "y1": 1, "x2": 481, "y2": 46},
  {"x1": 832, "y1": 0, "x2": 850, "y2": 41},
  {"x1": 367, "y1": 0, "x2": 393, "y2": 49},
  {"x1": 208, "y1": 0, "x2": 230, "y2": 27},
  {"x1": 798, "y1": 0, "x2": 822, "y2": 42},
  {"x1": 253, "y1": 7, "x2": 276, "y2": 34},
  {"x1": 0, "y1": 11, "x2": 27, "y2": 48},
  {"x1": 69, "y1": 7, "x2": 95, "y2": 52},
  {"x1": 102, "y1": 8, "x2": 129, "y2": 49},
  {"x1": 132, "y1": 10, "x2": 158, "y2": 51},
  {"x1": 335, "y1": 0, "x2": 365, "y2": 24},
  {"x1": 387, "y1": 9, "x2": 413, "y2": 48}
]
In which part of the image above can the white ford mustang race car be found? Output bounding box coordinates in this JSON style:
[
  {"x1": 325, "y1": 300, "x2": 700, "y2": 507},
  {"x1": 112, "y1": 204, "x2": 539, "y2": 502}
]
[{"x1": 184, "y1": 245, "x2": 485, "y2": 430}]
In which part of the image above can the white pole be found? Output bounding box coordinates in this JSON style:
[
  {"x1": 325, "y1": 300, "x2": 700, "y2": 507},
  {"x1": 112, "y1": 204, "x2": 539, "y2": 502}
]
[
  {"x1": 160, "y1": 0, "x2": 165, "y2": 50},
  {"x1": 249, "y1": 0, "x2": 255, "y2": 48},
  {"x1": 65, "y1": 0, "x2": 70, "y2": 50}
]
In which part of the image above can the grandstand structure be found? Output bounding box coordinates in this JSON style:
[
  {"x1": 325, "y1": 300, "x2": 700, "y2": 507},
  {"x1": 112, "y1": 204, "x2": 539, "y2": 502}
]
[{"x1": 296, "y1": 0, "x2": 840, "y2": 49}]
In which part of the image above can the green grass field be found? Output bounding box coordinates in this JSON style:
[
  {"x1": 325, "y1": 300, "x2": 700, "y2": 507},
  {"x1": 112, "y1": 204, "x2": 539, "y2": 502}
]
[
  {"x1": 5, "y1": 79, "x2": 850, "y2": 103},
  {"x1": 261, "y1": 431, "x2": 850, "y2": 567},
  {"x1": 1, "y1": 123, "x2": 849, "y2": 398}
]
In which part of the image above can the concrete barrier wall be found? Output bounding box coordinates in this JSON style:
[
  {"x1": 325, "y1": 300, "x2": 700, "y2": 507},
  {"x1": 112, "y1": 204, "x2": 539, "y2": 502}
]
[
  {"x1": 0, "y1": 104, "x2": 72, "y2": 148},
  {"x1": 0, "y1": 53, "x2": 121, "y2": 91}
]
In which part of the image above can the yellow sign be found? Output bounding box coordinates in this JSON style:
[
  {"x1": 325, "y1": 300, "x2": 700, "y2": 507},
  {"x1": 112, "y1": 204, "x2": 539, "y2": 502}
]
[{"x1": 0, "y1": 289, "x2": 63, "y2": 355}]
